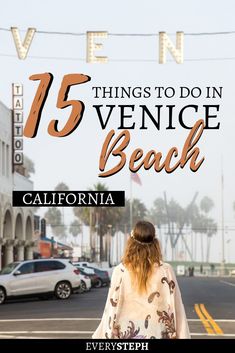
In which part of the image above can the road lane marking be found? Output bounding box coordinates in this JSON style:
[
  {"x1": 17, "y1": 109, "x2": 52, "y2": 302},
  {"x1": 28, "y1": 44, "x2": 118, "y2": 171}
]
[
  {"x1": 191, "y1": 333, "x2": 235, "y2": 337},
  {"x1": 188, "y1": 319, "x2": 235, "y2": 322},
  {"x1": 0, "y1": 318, "x2": 100, "y2": 322},
  {"x1": 199, "y1": 304, "x2": 224, "y2": 335},
  {"x1": 220, "y1": 280, "x2": 235, "y2": 287},
  {"x1": 1, "y1": 331, "x2": 235, "y2": 338},
  {"x1": 0, "y1": 334, "x2": 46, "y2": 339},
  {"x1": 1, "y1": 318, "x2": 234, "y2": 322},
  {"x1": 194, "y1": 304, "x2": 214, "y2": 334},
  {"x1": 0, "y1": 330, "x2": 94, "y2": 334}
]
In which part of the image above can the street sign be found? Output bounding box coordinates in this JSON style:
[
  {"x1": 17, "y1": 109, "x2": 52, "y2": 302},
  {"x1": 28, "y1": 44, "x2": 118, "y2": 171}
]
[
  {"x1": 12, "y1": 83, "x2": 24, "y2": 167},
  {"x1": 176, "y1": 265, "x2": 185, "y2": 276}
]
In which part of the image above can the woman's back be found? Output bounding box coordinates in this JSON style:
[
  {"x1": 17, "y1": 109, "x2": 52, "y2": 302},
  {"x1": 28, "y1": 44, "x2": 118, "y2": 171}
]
[
  {"x1": 92, "y1": 221, "x2": 190, "y2": 339},
  {"x1": 93, "y1": 262, "x2": 190, "y2": 339}
]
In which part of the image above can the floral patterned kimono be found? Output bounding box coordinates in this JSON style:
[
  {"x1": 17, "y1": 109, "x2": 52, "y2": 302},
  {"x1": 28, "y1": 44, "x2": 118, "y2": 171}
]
[{"x1": 92, "y1": 262, "x2": 190, "y2": 339}]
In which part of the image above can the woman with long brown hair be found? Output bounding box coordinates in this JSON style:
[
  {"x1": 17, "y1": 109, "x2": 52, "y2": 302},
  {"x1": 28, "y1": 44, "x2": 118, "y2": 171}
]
[{"x1": 92, "y1": 221, "x2": 190, "y2": 339}]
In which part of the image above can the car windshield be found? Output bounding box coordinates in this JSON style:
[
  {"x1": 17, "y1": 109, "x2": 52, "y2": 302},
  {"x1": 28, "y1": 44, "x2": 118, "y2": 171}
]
[{"x1": 0, "y1": 262, "x2": 20, "y2": 275}]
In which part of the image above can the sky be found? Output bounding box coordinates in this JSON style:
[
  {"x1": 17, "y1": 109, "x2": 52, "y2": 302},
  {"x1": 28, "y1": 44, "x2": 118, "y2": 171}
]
[{"x1": 1, "y1": 0, "x2": 235, "y2": 263}]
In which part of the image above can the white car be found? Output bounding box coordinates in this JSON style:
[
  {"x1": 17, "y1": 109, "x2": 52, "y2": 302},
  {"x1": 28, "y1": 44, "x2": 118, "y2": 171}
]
[
  {"x1": 78, "y1": 273, "x2": 92, "y2": 293},
  {"x1": 73, "y1": 261, "x2": 113, "y2": 278},
  {"x1": 79, "y1": 266, "x2": 95, "y2": 275},
  {"x1": 0, "y1": 259, "x2": 81, "y2": 305},
  {"x1": 73, "y1": 261, "x2": 91, "y2": 268}
]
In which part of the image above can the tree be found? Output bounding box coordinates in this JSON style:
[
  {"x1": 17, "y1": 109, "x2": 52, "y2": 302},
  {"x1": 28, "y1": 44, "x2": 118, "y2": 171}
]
[
  {"x1": 44, "y1": 208, "x2": 65, "y2": 239},
  {"x1": 74, "y1": 182, "x2": 123, "y2": 262},
  {"x1": 205, "y1": 218, "x2": 217, "y2": 262},
  {"x1": 151, "y1": 193, "x2": 199, "y2": 261},
  {"x1": 44, "y1": 182, "x2": 70, "y2": 241},
  {"x1": 54, "y1": 182, "x2": 70, "y2": 240},
  {"x1": 121, "y1": 198, "x2": 147, "y2": 231},
  {"x1": 148, "y1": 197, "x2": 167, "y2": 256},
  {"x1": 192, "y1": 213, "x2": 208, "y2": 262},
  {"x1": 200, "y1": 196, "x2": 214, "y2": 214},
  {"x1": 191, "y1": 197, "x2": 217, "y2": 263},
  {"x1": 148, "y1": 197, "x2": 167, "y2": 228},
  {"x1": 186, "y1": 203, "x2": 199, "y2": 261},
  {"x1": 166, "y1": 199, "x2": 186, "y2": 260},
  {"x1": 69, "y1": 219, "x2": 82, "y2": 238},
  {"x1": 55, "y1": 182, "x2": 70, "y2": 191},
  {"x1": 23, "y1": 155, "x2": 35, "y2": 178},
  {"x1": 200, "y1": 196, "x2": 216, "y2": 262},
  {"x1": 19, "y1": 155, "x2": 40, "y2": 213}
]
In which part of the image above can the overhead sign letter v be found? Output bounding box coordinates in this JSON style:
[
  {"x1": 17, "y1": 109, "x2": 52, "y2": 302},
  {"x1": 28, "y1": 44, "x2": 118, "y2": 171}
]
[{"x1": 11, "y1": 27, "x2": 36, "y2": 60}]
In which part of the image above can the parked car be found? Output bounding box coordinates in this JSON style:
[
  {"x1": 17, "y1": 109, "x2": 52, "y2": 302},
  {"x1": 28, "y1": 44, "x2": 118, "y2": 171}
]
[
  {"x1": 0, "y1": 259, "x2": 81, "y2": 305},
  {"x1": 74, "y1": 265, "x2": 99, "y2": 288},
  {"x1": 77, "y1": 272, "x2": 92, "y2": 293},
  {"x1": 73, "y1": 261, "x2": 91, "y2": 268},
  {"x1": 86, "y1": 266, "x2": 110, "y2": 288},
  {"x1": 73, "y1": 262, "x2": 111, "y2": 288}
]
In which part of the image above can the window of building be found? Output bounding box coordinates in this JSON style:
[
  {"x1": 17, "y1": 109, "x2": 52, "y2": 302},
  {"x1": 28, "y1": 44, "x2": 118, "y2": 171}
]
[
  {"x1": 0, "y1": 139, "x2": 1, "y2": 175},
  {"x1": 2, "y1": 141, "x2": 5, "y2": 176},
  {"x1": 6, "y1": 144, "x2": 9, "y2": 177}
]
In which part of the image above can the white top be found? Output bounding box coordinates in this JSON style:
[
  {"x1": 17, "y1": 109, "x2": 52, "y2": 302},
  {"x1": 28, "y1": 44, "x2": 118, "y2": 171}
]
[{"x1": 92, "y1": 262, "x2": 190, "y2": 339}]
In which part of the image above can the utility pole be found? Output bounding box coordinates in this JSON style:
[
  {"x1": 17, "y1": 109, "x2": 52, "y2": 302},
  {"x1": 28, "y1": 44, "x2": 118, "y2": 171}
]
[
  {"x1": 107, "y1": 225, "x2": 112, "y2": 267},
  {"x1": 51, "y1": 237, "x2": 54, "y2": 258},
  {"x1": 221, "y1": 160, "x2": 225, "y2": 275},
  {"x1": 89, "y1": 208, "x2": 93, "y2": 261},
  {"x1": 81, "y1": 223, "x2": 84, "y2": 259},
  {"x1": 130, "y1": 176, "x2": 133, "y2": 231}
]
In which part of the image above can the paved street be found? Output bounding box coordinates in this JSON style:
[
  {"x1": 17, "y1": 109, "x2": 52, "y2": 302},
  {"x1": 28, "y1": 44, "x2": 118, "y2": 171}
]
[{"x1": 0, "y1": 276, "x2": 235, "y2": 339}]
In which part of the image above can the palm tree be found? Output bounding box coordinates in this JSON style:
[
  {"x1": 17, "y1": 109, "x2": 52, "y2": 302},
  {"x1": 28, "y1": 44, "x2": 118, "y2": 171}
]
[
  {"x1": 69, "y1": 219, "x2": 82, "y2": 238},
  {"x1": 23, "y1": 155, "x2": 35, "y2": 178},
  {"x1": 54, "y1": 182, "x2": 70, "y2": 239},
  {"x1": 43, "y1": 182, "x2": 70, "y2": 242},
  {"x1": 186, "y1": 203, "x2": 199, "y2": 261},
  {"x1": 200, "y1": 196, "x2": 216, "y2": 262},
  {"x1": 167, "y1": 199, "x2": 185, "y2": 260},
  {"x1": 44, "y1": 208, "x2": 65, "y2": 239},
  {"x1": 192, "y1": 213, "x2": 207, "y2": 262},
  {"x1": 69, "y1": 219, "x2": 82, "y2": 251},
  {"x1": 205, "y1": 218, "x2": 217, "y2": 262},
  {"x1": 121, "y1": 198, "x2": 147, "y2": 231},
  {"x1": 21, "y1": 156, "x2": 40, "y2": 213},
  {"x1": 73, "y1": 182, "x2": 123, "y2": 262},
  {"x1": 162, "y1": 193, "x2": 199, "y2": 261},
  {"x1": 200, "y1": 196, "x2": 214, "y2": 214},
  {"x1": 149, "y1": 197, "x2": 167, "y2": 228},
  {"x1": 148, "y1": 197, "x2": 167, "y2": 255},
  {"x1": 54, "y1": 182, "x2": 70, "y2": 192}
]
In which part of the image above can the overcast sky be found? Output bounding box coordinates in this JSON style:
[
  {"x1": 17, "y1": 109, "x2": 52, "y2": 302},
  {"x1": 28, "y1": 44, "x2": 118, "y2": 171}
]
[{"x1": 1, "y1": 0, "x2": 235, "y2": 263}]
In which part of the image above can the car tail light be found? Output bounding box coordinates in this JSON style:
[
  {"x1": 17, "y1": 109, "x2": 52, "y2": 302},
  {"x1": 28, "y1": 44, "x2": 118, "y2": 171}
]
[
  {"x1": 84, "y1": 275, "x2": 89, "y2": 279},
  {"x1": 74, "y1": 269, "x2": 80, "y2": 275}
]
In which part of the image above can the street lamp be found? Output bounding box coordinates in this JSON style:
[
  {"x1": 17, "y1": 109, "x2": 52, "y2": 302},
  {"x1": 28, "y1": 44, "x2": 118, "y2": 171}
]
[
  {"x1": 107, "y1": 225, "x2": 112, "y2": 268},
  {"x1": 226, "y1": 238, "x2": 231, "y2": 264},
  {"x1": 51, "y1": 237, "x2": 57, "y2": 258}
]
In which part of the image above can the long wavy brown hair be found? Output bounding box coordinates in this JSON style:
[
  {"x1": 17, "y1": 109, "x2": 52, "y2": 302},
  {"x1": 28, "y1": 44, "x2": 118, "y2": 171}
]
[{"x1": 122, "y1": 221, "x2": 162, "y2": 294}]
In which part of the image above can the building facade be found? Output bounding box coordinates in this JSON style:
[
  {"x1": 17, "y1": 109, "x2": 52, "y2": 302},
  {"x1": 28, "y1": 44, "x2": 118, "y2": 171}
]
[{"x1": 0, "y1": 101, "x2": 35, "y2": 270}]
